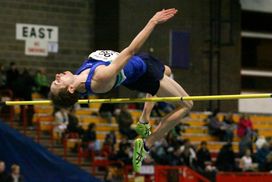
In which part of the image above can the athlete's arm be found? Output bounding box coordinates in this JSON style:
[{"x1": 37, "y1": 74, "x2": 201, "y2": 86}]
[{"x1": 95, "y1": 8, "x2": 178, "y2": 79}]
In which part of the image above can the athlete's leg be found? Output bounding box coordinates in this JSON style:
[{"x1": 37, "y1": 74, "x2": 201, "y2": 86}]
[
  {"x1": 140, "y1": 65, "x2": 172, "y2": 122},
  {"x1": 139, "y1": 93, "x2": 154, "y2": 123},
  {"x1": 145, "y1": 75, "x2": 193, "y2": 148},
  {"x1": 133, "y1": 74, "x2": 193, "y2": 172},
  {"x1": 136, "y1": 66, "x2": 172, "y2": 138}
]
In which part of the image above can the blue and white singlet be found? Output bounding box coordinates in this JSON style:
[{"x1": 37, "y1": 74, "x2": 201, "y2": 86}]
[{"x1": 75, "y1": 50, "x2": 147, "y2": 94}]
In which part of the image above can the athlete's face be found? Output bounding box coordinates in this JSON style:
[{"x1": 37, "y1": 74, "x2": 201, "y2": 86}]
[{"x1": 50, "y1": 71, "x2": 74, "y2": 94}]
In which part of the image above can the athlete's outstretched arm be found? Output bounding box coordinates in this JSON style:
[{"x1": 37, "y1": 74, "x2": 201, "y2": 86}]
[{"x1": 96, "y1": 8, "x2": 178, "y2": 78}]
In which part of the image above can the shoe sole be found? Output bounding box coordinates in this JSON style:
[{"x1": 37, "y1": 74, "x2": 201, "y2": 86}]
[{"x1": 133, "y1": 138, "x2": 143, "y2": 173}]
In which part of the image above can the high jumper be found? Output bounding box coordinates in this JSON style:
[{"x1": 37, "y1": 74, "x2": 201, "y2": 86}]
[{"x1": 49, "y1": 8, "x2": 194, "y2": 172}]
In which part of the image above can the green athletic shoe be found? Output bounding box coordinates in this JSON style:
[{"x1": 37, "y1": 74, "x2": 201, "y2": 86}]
[
  {"x1": 133, "y1": 138, "x2": 147, "y2": 173},
  {"x1": 135, "y1": 122, "x2": 151, "y2": 138}
]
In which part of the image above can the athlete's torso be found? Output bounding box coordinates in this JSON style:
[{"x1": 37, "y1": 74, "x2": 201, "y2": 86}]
[{"x1": 75, "y1": 50, "x2": 147, "y2": 94}]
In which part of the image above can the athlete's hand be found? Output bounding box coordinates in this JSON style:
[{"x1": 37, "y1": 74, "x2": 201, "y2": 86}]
[{"x1": 150, "y1": 8, "x2": 178, "y2": 24}]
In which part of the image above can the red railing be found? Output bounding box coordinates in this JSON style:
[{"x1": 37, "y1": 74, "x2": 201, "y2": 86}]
[
  {"x1": 123, "y1": 165, "x2": 210, "y2": 182},
  {"x1": 9, "y1": 106, "x2": 14, "y2": 128},
  {"x1": 77, "y1": 144, "x2": 83, "y2": 165},
  {"x1": 124, "y1": 165, "x2": 153, "y2": 182},
  {"x1": 0, "y1": 89, "x2": 14, "y2": 127},
  {"x1": 0, "y1": 106, "x2": 15, "y2": 129},
  {"x1": 76, "y1": 141, "x2": 109, "y2": 174},
  {"x1": 22, "y1": 106, "x2": 27, "y2": 134},
  {"x1": 63, "y1": 138, "x2": 67, "y2": 160},
  {"x1": 155, "y1": 166, "x2": 209, "y2": 182},
  {"x1": 35, "y1": 116, "x2": 58, "y2": 152},
  {"x1": 36, "y1": 117, "x2": 41, "y2": 143},
  {"x1": 77, "y1": 141, "x2": 91, "y2": 165},
  {"x1": 217, "y1": 172, "x2": 272, "y2": 182}
]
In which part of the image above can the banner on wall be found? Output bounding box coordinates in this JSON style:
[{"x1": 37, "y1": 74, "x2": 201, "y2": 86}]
[
  {"x1": 16, "y1": 23, "x2": 59, "y2": 57},
  {"x1": 239, "y1": 92, "x2": 272, "y2": 114},
  {"x1": 170, "y1": 31, "x2": 190, "y2": 69}
]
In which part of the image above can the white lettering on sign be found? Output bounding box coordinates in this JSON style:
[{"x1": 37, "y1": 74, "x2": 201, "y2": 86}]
[{"x1": 16, "y1": 23, "x2": 58, "y2": 42}]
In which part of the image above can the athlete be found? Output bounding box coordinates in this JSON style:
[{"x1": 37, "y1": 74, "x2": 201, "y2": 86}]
[{"x1": 49, "y1": 8, "x2": 193, "y2": 172}]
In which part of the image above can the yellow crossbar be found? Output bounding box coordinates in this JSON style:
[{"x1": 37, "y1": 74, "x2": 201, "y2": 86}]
[{"x1": 1, "y1": 93, "x2": 271, "y2": 106}]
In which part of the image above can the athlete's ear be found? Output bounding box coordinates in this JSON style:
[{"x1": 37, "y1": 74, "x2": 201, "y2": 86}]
[{"x1": 68, "y1": 85, "x2": 75, "y2": 94}]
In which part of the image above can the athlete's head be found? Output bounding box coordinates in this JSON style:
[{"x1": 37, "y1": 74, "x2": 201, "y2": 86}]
[{"x1": 50, "y1": 71, "x2": 79, "y2": 108}]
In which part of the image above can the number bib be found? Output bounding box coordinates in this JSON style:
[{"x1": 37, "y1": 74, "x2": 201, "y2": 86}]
[{"x1": 88, "y1": 50, "x2": 119, "y2": 62}]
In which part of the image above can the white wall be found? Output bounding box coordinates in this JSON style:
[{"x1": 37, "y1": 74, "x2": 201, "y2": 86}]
[{"x1": 240, "y1": 0, "x2": 272, "y2": 13}]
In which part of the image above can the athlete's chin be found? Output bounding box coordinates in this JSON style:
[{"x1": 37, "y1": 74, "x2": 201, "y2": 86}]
[{"x1": 50, "y1": 84, "x2": 58, "y2": 95}]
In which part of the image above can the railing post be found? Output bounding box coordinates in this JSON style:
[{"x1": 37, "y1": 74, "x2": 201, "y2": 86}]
[
  {"x1": 36, "y1": 118, "x2": 40, "y2": 143},
  {"x1": 77, "y1": 144, "x2": 82, "y2": 165},
  {"x1": 124, "y1": 165, "x2": 131, "y2": 182},
  {"x1": 22, "y1": 106, "x2": 27, "y2": 134},
  {"x1": 50, "y1": 128, "x2": 54, "y2": 152},
  {"x1": 9, "y1": 106, "x2": 14, "y2": 128},
  {"x1": 91, "y1": 150, "x2": 96, "y2": 175},
  {"x1": 63, "y1": 138, "x2": 67, "y2": 160}
]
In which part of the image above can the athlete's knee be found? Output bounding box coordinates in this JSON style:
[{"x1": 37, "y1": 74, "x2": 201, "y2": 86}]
[
  {"x1": 176, "y1": 101, "x2": 193, "y2": 118},
  {"x1": 180, "y1": 93, "x2": 193, "y2": 110},
  {"x1": 164, "y1": 65, "x2": 172, "y2": 77},
  {"x1": 185, "y1": 100, "x2": 193, "y2": 110},
  {"x1": 176, "y1": 100, "x2": 193, "y2": 111}
]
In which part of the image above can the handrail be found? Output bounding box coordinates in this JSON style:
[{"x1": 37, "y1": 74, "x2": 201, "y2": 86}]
[
  {"x1": 217, "y1": 172, "x2": 272, "y2": 182},
  {"x1": 22, "y1": 106, "x2": 27, "y2": 135},
  {"x1": 9, "y1": 106, "x2": 14, "y2": 128},
  {"x1": 36, "y1": 117, "x2": 41, "y2": 143},
  {"x1": 182, "y1": 165, "x2": 210, "y2": 182},
  {"x1": 154, "y1": 165, "x2": 210, "y2": 182},
  {"x1": 123, "y1": 165, "x2": 210, "y2": 182}
]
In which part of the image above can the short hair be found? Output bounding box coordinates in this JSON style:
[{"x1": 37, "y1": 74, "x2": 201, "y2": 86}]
[
  {"x1": 49, "y1": 88, "x2": 79, "y2": 109},
  {"x1": 88, "y1": 123, "x2": 96, "y2": 130},
  {"x1": 11, "y1": 164, "x2": 19, "y2": 172}
]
